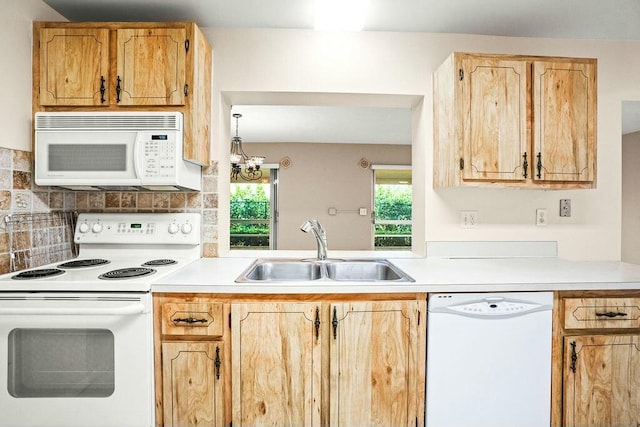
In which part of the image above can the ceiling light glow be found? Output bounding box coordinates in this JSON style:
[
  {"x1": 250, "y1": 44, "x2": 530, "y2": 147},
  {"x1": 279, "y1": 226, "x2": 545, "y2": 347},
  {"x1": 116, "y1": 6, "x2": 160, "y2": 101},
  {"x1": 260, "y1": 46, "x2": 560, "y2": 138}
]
[{"x1": 315, "y1": 0, "x2": 370, "y2": 31}]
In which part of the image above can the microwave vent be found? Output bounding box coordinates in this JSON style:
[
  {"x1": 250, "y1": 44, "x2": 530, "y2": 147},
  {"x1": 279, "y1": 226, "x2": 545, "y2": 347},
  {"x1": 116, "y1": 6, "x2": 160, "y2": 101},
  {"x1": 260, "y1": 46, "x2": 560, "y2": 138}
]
[{"x1": 35, "y1": 112, "x2": 182, "y2": 131}]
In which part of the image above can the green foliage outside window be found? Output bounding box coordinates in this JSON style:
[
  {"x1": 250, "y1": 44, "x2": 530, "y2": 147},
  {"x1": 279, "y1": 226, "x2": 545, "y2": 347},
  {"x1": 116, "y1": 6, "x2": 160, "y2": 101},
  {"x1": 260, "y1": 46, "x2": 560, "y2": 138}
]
[
  {"x1": 230, "y1": 183, "x2": 412, "y2": 248},
  {"x1": 374, "y1": 185, "x2": 412, "y2": 248},
  {"x1": 230, "y1": 185, "x2": 270, "y2": 248}
]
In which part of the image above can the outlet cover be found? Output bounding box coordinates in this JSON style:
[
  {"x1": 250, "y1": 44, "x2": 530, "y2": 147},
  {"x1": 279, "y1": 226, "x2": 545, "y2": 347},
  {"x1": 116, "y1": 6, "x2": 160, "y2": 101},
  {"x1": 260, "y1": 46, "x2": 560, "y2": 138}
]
[
  {"x1": 560, "y1": 199, "x2": 571, "y2": 217},
  {"x1": 536, "y1": 208, "x2": 548, "y2": 226},
  {"x1": 460, "y1": 211, "x2": 478, "y2": 228}
]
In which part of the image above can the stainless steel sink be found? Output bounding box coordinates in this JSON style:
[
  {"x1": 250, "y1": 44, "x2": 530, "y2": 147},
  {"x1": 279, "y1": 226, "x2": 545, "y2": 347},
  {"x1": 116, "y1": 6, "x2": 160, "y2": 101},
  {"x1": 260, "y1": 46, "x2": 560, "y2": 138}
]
[
  {"x1": 325, "y1": 260, "x2": 408, "y2": 281},
  {"x1": 236, "y1": 258, "x2": 414, "y2": 283},
  {"x1": 241, "y1": 260, "x2": 322, "y2": 281}
]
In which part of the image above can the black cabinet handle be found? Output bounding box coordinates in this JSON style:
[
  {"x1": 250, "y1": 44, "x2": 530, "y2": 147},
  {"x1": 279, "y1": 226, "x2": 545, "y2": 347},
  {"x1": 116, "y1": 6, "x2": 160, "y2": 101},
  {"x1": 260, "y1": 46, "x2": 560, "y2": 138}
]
[
  {"x1": 595, "y1": 311, "x2": 628, "y2": 318},
  {"x1": 332, "y1": 307, "x2": 338, "y2": 339},
  {"x1": 173, "y1": 317, "x2": 208, "y2": 324},
  {"x1": 570, "y1": 341, "x2": 577, "y2": 373},
  {"x1": 99, "y1": 76, "x2": 106, "y2": 103},
  {"x1": 536, "y1": 152, "x2": 542, "y2": 179},
  {"x1": 522, "y1": 152, "x2": 528, "y2": 178},
  {"x1": 314, "y1": 307, "x2": 321, "y2": 340},
  {"x1": 116, "y1": 76, "x2": 122, "y2": 103},
  {"x1": 214, "y1": 346, "x2": 221, "y2": 380}
]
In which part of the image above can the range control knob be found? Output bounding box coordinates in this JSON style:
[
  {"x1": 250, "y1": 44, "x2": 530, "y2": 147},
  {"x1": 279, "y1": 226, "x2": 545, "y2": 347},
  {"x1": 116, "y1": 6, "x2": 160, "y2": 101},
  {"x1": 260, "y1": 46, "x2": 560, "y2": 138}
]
[
  {"x1": 78, "y1": 223, "x2": 90, "y2": 233},
  {"x1": 168, "y1": 223, "x2": 180, "y2": 234},
  {"x1": 92, "y1": 223, "x2": 103, "y2": 234},
  {"x1": 181, "y1": 223, "x2": 193, "y2": 234}
]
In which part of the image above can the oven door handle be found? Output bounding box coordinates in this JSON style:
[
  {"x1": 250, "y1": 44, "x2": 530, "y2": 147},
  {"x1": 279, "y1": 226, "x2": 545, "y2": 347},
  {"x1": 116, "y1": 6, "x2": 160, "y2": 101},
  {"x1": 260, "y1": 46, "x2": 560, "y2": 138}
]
[{"x1": 0, "y1": 303, "x2": 146, "y2": 316}]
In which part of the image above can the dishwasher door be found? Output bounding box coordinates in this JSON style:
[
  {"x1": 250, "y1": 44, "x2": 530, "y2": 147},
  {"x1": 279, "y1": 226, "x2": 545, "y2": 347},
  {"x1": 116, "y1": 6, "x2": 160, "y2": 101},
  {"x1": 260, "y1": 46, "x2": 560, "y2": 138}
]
[{"x1": 426, "y1": 292, "x2": 553, "y2": 427}]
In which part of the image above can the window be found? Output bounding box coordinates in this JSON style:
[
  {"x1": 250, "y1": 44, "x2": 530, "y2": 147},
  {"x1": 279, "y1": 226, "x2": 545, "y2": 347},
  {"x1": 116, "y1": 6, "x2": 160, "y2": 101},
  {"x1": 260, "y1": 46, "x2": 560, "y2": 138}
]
[
  {"x1": 8, "y1": 328, "x2": 115, "y2": 398},
  {"x1": 373, "y1": 167, "x2": 411, "y2": 250},
  {"x1": 230, "y1": 167, "x2": 278, "y2": 250}
]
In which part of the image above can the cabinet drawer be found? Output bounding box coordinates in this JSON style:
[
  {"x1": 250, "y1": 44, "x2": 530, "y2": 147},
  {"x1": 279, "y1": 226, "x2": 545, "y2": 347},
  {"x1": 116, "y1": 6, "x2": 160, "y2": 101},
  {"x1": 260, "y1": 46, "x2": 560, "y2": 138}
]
[
  {"x1": 564, "y1": 298, "x2": 640, "y2": 330},
  {"x1": 161, "y1": 302, "x2": 224, "y2": 337}
]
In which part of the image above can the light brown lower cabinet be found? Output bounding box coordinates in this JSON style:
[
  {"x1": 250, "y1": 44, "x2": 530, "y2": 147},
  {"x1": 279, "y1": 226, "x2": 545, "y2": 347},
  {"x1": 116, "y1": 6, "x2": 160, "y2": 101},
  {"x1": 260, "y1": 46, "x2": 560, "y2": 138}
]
[
  {"x1": 563, "y1": 335, "x2": 640, "y2": 427},
  {"x1": 231, "y1": 302, "x2": 321, "y2": 426},
  {"x1": 162, "y1": 342, "x2": 224, "y2": 427},
  {"x1": 557, "y1": 295, "x2": 640, "y2": 427},
  {"x1": 231, "y1": 298, "x2": 426, "y2": 427},
  {"x1": 154, "y1": 295, "x2": 227, "y2": 427}
]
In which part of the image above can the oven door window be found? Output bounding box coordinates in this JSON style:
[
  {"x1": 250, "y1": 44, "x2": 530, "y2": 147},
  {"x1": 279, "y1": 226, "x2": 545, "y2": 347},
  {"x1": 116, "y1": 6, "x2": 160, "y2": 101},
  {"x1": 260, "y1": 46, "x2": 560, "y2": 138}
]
[{"x1": 7, "y1": 328, "x2": 115, "y2": 398}]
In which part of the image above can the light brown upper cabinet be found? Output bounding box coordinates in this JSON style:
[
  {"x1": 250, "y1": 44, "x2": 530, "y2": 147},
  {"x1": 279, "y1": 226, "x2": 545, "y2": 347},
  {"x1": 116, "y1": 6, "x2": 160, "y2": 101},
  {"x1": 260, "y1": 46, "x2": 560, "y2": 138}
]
[
  {"x1": 33, "y1": 22, "x2": 211, "y2": 165},
  {"x1": 434, "y1": 52, "x2": 597, "y2": 189}
]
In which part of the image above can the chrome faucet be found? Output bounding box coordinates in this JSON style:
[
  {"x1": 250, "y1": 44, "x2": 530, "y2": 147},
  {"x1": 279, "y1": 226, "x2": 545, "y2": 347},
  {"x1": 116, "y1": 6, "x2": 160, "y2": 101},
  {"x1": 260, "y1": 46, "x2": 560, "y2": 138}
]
[{"x1": 300, "y1": 219, "x2": 328, "y2": 261}]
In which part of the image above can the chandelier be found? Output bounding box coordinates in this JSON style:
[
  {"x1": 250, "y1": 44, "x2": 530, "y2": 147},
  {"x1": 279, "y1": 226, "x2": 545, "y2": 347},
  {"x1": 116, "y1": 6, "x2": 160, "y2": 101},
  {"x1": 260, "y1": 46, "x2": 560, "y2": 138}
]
[{"x1": 230, "y1": 113, "x2": 265, "y2": 181}]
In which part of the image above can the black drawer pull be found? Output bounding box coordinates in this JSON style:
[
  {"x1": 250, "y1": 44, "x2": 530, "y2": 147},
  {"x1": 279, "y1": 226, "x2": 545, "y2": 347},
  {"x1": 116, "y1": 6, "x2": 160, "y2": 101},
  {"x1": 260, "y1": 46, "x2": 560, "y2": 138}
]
[
  {"x1": 595, "y1": 311, "x2": 628, "y2": 318},
  {"x1": 174, "y1": 317, "x2": 208, "y2": 324}
]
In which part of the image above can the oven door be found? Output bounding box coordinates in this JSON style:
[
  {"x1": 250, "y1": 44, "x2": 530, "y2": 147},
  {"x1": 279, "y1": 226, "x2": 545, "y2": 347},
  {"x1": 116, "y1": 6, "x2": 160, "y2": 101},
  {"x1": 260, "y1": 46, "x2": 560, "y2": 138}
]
[{"x1": 0, "y1": 293, "x2": 153, "y2": 427}]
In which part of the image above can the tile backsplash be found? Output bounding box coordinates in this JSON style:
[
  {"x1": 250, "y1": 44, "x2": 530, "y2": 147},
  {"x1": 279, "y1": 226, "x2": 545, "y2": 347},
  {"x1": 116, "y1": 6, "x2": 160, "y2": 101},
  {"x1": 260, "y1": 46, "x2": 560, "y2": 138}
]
[{"x1": 0, "y1": 147, "x2": 219, "y2": 274}]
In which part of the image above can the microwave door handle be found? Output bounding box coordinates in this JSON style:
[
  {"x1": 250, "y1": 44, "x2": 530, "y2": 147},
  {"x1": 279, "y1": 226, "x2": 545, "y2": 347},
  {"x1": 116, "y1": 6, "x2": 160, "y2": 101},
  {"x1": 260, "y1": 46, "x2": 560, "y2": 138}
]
[
  {"x1": 133, "y1": 132, "x2": 144, "y2": 179},
  {"x1": 0, "y1": 303, "x2": 146, "y2": 316}
]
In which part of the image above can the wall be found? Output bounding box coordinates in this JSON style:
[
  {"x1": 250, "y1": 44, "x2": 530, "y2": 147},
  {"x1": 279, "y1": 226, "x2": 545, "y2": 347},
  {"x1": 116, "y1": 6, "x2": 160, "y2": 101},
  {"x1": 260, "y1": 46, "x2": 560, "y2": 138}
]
[
  {"x1": 2, "y1": 1, "x2": 64, "y2": 151},
  {"x1": 242, "y1": 142, "x2": 410, "y2": 250},
  {"x1": 622, "y1": 131, "x2": 640, "y2": 263},
  {"x1": 0, "y1": 146, "x2": 218, "y2": 274},
  {"x1": 4, "y1": 3, "x2": 640, "y2": 261},
  {"x1": 0, "y1": 2, "x2": 220, "y2": 270},
  {"x1": 205, "y1": 27, "x2": 640, "y2": 261}
]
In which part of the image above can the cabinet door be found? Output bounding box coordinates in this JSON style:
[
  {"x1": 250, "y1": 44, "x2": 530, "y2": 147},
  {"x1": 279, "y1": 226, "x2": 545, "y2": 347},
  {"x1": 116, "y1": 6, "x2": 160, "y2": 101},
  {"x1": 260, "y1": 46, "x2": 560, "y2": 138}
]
[
  {"x1": 533, "y1": 60, "x2": 596, "y2": 182},
  {"x1": 116, "y1": 28, "x2": 186, "y2": 106},
  {"x1": 162, "y1": 341, "x2": 224, "y2": 427},
  {"x1": 330, "y1": 301, "x2": 421, "y2": 427},
  {"x1": 231, "y1": 303, "x2": 321, "y2": 427},
  {"x1": 459, "y1": 56, "x2": 528, "y2": 181},
  {"x1": 39, "y1": 28, "x2": 110, "y2": 106},
  {"x1": 563, "y1": 335, "x2": 640, "y2": 427}
]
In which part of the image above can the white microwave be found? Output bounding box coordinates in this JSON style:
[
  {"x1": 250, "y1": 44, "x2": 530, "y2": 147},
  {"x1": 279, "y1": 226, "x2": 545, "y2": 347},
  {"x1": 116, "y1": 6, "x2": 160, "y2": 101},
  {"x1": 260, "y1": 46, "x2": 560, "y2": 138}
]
[{"x1": 35, "y1": 111, "x2": 202, "y2": 191}]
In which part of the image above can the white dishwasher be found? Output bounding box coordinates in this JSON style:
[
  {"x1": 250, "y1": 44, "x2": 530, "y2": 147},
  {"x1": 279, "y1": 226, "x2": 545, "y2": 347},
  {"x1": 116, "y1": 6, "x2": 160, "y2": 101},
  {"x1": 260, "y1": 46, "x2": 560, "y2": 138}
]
[{"x1": 426, "y1": 292, "x2": 553, "y2": 427}]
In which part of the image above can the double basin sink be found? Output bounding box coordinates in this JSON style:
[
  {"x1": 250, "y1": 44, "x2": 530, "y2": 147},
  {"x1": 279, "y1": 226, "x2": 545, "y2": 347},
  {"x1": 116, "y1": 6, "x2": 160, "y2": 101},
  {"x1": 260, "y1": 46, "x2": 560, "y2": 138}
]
[{"x1": 236, "y1": 258, "x2": 414, "y2": 283}]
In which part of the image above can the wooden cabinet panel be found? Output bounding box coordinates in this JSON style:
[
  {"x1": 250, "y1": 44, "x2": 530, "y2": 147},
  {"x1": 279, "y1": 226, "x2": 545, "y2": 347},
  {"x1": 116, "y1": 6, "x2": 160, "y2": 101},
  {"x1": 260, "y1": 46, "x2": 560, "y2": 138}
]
[
  {"x1": 33, "y1": 22, "x2": 211, "y2": 166},
  {"x1": 162, "y1": 341, "x2": 224, "y2": 427},
  {"x1": 563, "y1": 335, "x2": 640, "y2": 427},
  {"x1": 116, "y1": 28, "x2": 186, "y2": 106},
  {"x1": 533, "y1": 60, "x2": 596, "y2": 183},
  {"x1": 39, "y1": 28, "x2": 110, "y2": 106},
  {"x1": 460, "y1": 57, "x2": 528, "y2": 181},
  {"x1": 564, "y1": 298, "x2": 640, "y2": 330},
  {"x1": 330, "y1": 300, "x2": 422, "y2": 427},
  {"x1": 161, "y1": 302, "x2": 224, "y2": 337},
  {"x1": 231, "y1": 303, "x2": 321, "y2": 427},
  {"x1": 433, "y1": 52, "x2": 597, "y2": 189}
]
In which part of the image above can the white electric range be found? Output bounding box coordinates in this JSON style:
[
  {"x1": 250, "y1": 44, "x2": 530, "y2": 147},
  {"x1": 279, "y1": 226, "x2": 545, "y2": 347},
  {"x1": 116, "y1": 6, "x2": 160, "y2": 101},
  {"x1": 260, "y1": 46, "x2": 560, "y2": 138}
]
[
  {"x1": 0, "y1": 212, "x2": 201, "y2": 427},
  {"x1": 0, "y1": 212, "x2": 200, "y2": 292}
]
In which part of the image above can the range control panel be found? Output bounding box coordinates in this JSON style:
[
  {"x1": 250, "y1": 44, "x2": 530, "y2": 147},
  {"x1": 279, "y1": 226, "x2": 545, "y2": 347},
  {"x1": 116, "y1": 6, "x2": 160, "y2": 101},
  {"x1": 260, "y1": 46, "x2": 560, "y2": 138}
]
[{"x1": 74, "y1": 213, "x2": 200, "y2": 245}]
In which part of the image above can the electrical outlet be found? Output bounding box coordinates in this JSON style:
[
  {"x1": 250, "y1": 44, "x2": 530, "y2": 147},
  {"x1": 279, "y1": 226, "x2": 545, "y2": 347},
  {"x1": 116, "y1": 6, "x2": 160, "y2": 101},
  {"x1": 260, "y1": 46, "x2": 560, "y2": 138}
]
[
  {"x1": 560, "y1": 199, "x2": 571, "y2": 217},
  {"x1": 460, "y1": 211, "x2": 478, "y2": 228},
  {"x1": 536, "y1": 208, "x2": 548, "y2": 226}
]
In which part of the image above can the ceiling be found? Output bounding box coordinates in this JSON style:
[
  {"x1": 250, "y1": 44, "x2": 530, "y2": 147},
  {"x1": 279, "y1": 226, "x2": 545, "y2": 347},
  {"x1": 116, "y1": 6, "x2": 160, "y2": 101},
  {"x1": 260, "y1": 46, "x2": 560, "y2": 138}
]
[
  {"x1": 43, "y1": 0, "x2": 640, "y2": 138},
  {"x1": 42, "y1": 0, "x2": 640, "y2": 40},
  {"x1": 231, "y1": 105, "x2": 411, "y2": 145}
]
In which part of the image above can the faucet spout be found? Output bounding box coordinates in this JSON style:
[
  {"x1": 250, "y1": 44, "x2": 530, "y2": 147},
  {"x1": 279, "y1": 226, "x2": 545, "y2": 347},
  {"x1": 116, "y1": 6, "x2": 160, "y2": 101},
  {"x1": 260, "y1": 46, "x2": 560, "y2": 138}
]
[{"x1": 300, "y1": 219, "x2": 328, "y2": 261}]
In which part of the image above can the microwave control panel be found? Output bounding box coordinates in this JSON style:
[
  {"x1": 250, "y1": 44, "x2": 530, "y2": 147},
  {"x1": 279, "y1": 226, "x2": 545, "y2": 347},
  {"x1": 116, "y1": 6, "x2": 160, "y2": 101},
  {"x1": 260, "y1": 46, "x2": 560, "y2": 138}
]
[{"x1": 142, "y1": 135, "x2": 176, "y2": 178}]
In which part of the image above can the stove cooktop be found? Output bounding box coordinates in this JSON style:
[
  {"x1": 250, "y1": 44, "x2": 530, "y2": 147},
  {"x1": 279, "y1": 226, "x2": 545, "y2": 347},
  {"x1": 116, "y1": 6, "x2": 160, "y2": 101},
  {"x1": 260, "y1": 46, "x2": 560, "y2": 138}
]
[{"x1": 0, "y1": 213, "x2": 201, "y2": 292}]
